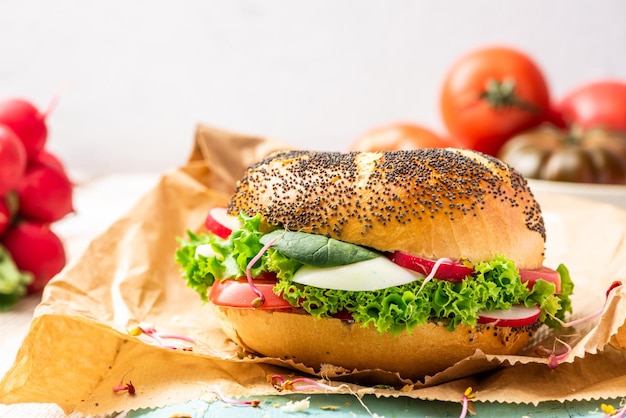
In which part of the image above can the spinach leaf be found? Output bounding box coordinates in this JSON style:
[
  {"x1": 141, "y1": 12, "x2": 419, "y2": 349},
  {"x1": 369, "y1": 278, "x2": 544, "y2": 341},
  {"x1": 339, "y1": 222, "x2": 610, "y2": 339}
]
[{"x1": 260, "y1": 230, "x2": 380, "y2": 267}]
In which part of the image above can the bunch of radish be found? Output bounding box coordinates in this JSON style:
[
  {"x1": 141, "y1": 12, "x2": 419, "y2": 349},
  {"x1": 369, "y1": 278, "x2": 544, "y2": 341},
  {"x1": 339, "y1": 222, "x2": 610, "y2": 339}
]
[{"x1": 0, "y1": 97, "x2": 73, "y2": 303}]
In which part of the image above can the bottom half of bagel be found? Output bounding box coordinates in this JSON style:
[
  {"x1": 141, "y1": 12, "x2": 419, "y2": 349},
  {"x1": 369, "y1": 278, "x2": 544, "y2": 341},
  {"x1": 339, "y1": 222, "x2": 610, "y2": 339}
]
[{"x1": 214, "y1": 306, "x2": 536, "y2": 381}]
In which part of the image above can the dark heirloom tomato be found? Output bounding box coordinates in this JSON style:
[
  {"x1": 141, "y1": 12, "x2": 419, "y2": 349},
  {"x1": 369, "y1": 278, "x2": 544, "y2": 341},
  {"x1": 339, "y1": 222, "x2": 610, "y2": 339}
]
[{"x1": 497, "y1": 125, "x2": 626, "y2": 185}]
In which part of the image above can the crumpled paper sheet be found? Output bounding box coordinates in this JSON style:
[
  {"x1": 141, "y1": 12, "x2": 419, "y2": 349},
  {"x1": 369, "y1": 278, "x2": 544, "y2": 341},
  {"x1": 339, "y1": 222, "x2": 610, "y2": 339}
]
[{"x1": 1, "y1": 124, "x2": 626, "y2": 415}]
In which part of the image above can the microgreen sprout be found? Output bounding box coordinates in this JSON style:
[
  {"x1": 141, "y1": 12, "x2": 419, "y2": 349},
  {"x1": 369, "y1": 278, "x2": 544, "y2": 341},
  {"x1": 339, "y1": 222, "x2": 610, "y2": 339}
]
[
  {"x1": 415, "y1": 257, "x2": 453, "y2": 297},
  {"x1": 112, "y1": 368, "x2": 136, "y2": 395},
  {"x1": 246, "y1": 234, "x2": 281, "y2": 308},
  {"x1": 534, "y1": 336, "x2": 575, "y2": 369},
  {"x1": 602, "y1": 401, "x2": 626, "y2": 417},
  {"x1": 547, "y1": 338, "x2": 572, "y2": 369},
  {"x1": 549, "y1": 281, "x2": 621, "y2": 329},
  {"x1": 459, "y1": 387, "x2": 475, "y2": 418},
  {"x1": 270, "y1": 374, "x2": 382, "y2": 417},
  {"x1": 271, "y1": 375, "x2": 338, "y2": 392},
  {"x1": 203, "y1": 385, "x2": 260, "y2": 407},
  {"x1": 128, "y1": 322, "x2": 195, "y2": 350}
]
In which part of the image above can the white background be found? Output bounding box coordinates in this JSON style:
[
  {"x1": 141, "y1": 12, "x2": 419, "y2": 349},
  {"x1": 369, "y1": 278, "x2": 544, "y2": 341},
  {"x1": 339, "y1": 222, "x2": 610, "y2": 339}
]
[{"x1": 1, "y1": 0, "x2": 625, "y2": 176}]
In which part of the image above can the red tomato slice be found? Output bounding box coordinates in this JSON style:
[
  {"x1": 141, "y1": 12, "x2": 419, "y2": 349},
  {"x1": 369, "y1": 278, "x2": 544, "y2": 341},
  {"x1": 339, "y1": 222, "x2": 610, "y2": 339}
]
[
  {"x1": 209, "y1": 277, "x2": 294, "y2": 309},
  {"x1": 519, "y1": 266, "x2": 561, "y2": 294},
  {"x1": 388, "y1": 251, "x2": 474, "y2": 282}
]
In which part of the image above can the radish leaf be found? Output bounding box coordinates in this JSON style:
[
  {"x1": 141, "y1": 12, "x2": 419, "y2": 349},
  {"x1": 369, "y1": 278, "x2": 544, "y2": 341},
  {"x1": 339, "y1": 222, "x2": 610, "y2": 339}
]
[{"x1": 0, "y1": 245, "x2": 32, "y2": 311}]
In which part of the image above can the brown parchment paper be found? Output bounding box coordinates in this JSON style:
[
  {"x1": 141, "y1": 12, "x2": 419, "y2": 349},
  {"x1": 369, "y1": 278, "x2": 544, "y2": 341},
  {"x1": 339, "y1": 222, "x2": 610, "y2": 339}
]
[{"x1": 1, "y1": 124, "x2": 626, "y2": 415}]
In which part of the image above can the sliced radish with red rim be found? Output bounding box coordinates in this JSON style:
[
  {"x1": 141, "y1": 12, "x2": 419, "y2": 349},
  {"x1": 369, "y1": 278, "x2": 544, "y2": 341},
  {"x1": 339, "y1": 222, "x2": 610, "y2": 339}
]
[
  {"x1": 389, "y1": 251, "x2": 473, "y2": 282},
  {"x1": 204, "y1": 207, "x2": 242, "y2": 238},
  {"x1": 477, "y1": 304, "x2": 541, "y2": 328}
]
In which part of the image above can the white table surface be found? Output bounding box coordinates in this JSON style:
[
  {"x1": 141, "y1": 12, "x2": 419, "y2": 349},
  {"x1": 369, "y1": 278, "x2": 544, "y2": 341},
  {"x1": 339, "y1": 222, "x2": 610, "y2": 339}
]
[{"x1": 0, "y1": 172, "x2": 161, "y2": 418}]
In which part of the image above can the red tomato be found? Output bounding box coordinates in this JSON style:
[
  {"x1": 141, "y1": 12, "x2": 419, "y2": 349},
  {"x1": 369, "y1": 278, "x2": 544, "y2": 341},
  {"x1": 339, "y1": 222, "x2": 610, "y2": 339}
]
[
  {"x1": 347, "y1": 122, "x2": 457, "y2": 152},
  {"x1": 440, "y1": 46, "x2": 551, "y2": 156},
  {"x1": 209, "y1": 277, "x2": 294, "y2": 309},
  {"x1": 557, "y1": 80, "x2": 626, "y2": 132}
]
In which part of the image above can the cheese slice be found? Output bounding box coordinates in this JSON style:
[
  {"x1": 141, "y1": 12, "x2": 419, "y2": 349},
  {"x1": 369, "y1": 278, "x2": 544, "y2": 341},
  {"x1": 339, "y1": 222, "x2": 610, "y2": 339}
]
[{"x1": 292, "y1": 256, "x2": 424, "y2": 291}]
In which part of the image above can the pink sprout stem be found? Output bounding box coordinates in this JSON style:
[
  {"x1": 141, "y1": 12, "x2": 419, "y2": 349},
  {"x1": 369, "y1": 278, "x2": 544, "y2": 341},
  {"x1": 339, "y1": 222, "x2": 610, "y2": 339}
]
[
  {"x1": 271, "y1": 374, "x2": 384, "y2": 417},
  {"x1": 271, "y1": 375, "x2": 340, "y2": 392},
  {"x1": 204, "y1": 385, "x2": 260, "y2": 407},
  {"x1": 157, "y1": 333, "x2": 196, "y2": 343},
  {"x1": 112, "y1": 368, "x2": 136, "y2": 395},
  {"x1": 131, "y1": 323, "x2": 195, "y2": 350},
  {"x1": 459, "y1": 397, "x2": 469, "y2": 418},
  {"x1": 246, "y1": 235, "x2": 281, "y2": 307},
  {"x1": 416, "y1": 257, "x2": 453, "y2": 297},
  {"x1": 547, "y1": 339, "x2": 573, "y2": 369},
  {"x1": 459, "y1": 388, "x2": 475, "y2": 418},
  {"x1": 552, "y1": 305, "x2": 606, "y2": 328},
  {"x1": 550, "y1": 281, "x2": 621, "y2": 329}
]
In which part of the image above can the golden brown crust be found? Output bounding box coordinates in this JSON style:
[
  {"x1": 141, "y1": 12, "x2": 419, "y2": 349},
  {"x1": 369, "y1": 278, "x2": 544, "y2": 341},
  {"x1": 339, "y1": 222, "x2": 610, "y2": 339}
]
[
  {"x1": 216, "y1": 307, "x2": 533, "y2": 380},
  {"x1": 228, "y1": 148, "x2": 545, "y2": 269}
]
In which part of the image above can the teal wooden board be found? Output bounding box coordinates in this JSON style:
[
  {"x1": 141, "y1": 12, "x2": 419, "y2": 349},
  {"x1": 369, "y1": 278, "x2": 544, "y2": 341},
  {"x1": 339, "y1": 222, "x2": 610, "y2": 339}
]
[{"x1": 126, "y1": 395, "x2": 618, "y2": 417}]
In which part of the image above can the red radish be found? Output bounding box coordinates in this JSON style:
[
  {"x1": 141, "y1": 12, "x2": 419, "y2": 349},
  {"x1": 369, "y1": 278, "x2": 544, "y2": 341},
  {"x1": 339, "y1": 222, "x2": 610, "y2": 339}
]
[
  {"x1": 0, "y1": 125, "x2": 27, "y2": 195},
  {"x1": 519, "y1": 266, "x2": 561, "y2": 294},
  {"x1": 0, "y1": 98, "x2": 52, "y2": 161},
  {"x1": 30, "y1": 149, "x2": 68, "y2": 175},
  {"x1": 477, "y1": 304, "x2": 541, "y2": 327},
  {"x1": 1, "y1": 221, "x2": 66, "y2": 293},
  {"x1": 17, "y1": 163, "x2": 74, "y2": 223},
  {"x1": 204, "y1": 207, "x2": 242, "y2": 238},
  {"x1": 389, "y1": 251, "x2": 474, "y2": 282},
  {"x1": 0, "y1": 198, "x2": 10, "y2": 236}
]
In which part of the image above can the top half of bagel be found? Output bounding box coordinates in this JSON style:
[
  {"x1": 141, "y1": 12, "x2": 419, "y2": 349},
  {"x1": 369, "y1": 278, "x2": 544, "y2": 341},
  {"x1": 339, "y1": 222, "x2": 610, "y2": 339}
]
[{"x1": 227, "y1": 148, "x2": 546, "y2": 269}]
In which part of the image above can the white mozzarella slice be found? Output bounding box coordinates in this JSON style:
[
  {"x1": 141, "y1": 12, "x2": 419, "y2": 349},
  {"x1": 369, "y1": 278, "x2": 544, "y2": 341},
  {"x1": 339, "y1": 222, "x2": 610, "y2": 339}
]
[{"x1": 292, "y1": 257, "x2": 424, "y2": 291}]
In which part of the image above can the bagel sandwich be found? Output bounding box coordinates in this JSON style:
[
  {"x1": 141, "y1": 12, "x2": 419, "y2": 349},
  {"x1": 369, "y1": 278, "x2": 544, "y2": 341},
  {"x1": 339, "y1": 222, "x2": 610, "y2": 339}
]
[{"x1": 175, "y1": 148, "x2": 573, "y2": 380}]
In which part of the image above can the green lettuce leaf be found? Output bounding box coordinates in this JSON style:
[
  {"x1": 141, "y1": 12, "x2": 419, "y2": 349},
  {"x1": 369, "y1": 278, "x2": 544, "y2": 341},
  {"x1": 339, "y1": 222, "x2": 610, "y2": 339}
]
[
  {"x1": 175, "y1": 213, "x2": 303, "y2": 301},
  {"x1": 275, "y1": 255, "x2": 568, "y2": 336},
  {"x1": 0, "y1": 245, "x2": 33, "y2": 311},
  {"x1": 175, "y1": 213, "x2": 573, "y2": 335}
]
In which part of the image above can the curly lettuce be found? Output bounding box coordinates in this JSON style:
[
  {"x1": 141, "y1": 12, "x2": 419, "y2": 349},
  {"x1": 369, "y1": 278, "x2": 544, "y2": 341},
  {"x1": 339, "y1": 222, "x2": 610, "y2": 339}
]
[{"x1": 175, "y1": 213, "x2": 574, "y2": 335}]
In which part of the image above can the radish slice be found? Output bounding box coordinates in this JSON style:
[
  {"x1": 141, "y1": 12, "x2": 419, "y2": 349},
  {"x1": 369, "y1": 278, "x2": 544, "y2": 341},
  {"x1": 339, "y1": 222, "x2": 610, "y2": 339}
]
[
  {"x1": 389, "y1": 251, "x2": 473, "y2": 282},
  {"x1": 204, "y1": 207, "x2": 242, "y2": 239},
  {"x1": 477, "y1": 305, "x2": 541, "y2": 328}
]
